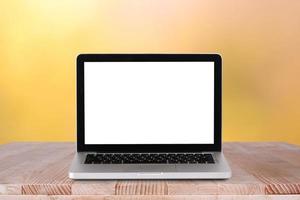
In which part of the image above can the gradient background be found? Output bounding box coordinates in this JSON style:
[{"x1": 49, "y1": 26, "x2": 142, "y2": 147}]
[{"x1": 1, "y1": 0, "x2": 300, "y2": 144}]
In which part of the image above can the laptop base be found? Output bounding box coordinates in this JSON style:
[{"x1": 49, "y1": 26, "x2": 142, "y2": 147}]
[{"x1": 69, "y1": 152, "x2": 231, "y2": 179}]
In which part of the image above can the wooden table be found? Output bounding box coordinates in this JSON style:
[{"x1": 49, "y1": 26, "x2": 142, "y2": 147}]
[{"x1": 0, "y1": 142, "x2": 299, "y2": 199}]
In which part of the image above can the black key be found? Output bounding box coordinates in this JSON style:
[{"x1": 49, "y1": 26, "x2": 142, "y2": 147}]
[
  {"x1": 203, "y1": 154, "x2": 215, "y2": 163},
  {"x1": 85, "y1": 154, "x2": 95, "y2": 164}
]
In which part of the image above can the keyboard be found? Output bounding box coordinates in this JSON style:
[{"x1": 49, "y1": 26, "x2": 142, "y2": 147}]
[{"x1": 84, "y1": 153, "x2": 215, "y2": 164}]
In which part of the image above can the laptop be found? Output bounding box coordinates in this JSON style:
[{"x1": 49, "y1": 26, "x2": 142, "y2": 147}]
[{"x1": 69, "y1": 54, "x2": 231, "y2": 179}]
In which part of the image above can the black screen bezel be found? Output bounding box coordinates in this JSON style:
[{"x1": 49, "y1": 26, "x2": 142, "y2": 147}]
[{"x1": 77, "y1": 54, "x2": 222, "y2": 152}]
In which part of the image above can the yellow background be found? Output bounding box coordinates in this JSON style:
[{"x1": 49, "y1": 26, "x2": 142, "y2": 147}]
[{"x1": 1, "y1": 0, "x2": 300, "y2": 144}]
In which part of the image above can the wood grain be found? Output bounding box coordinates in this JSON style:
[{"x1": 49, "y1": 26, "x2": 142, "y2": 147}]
[
  {"x1": 0, "y1": 142, "x2": 299, "y2": 197},
  {"x1": 1, "y1": 195, "x2": 300, "y2": 200}
]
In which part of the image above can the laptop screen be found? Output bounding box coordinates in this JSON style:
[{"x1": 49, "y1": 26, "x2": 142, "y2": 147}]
[{"x1": 84, "y1": 62, "x2": 214, "y2": 145}]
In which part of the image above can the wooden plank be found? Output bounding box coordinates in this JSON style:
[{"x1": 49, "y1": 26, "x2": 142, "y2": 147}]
[
  {"x1": 0, "y1": 143, "x2": 74, "y2": 195},
  {"x1": 71, "y1": 181, "x2": 116, "y2": 195},
  {"x1": 224, "y1": 142, "x2": 300, "y2": 194},
  {"x1": 0, "y1": 142, "x2": 300, "y2": 196},
  {"x1": 115, "y1": 181, "x2": 168, "y2": 195},
  {"x1": 1, "y1": 195, "x2": 300, "y2": 200}
]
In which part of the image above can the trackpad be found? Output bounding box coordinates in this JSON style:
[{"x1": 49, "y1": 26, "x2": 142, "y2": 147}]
[{"x1": 138, "y1": 165, "x2": 176, "y2": 172}]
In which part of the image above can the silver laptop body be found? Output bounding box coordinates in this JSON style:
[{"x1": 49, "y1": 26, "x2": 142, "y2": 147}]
[{"x1": 69, "y1": 54, "x2": 231, "y2": 179}]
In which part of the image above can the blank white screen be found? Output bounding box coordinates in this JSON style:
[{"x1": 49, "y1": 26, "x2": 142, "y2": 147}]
[{"x1": 84, "y1": 62, "x2": 214, "y2": 144}]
